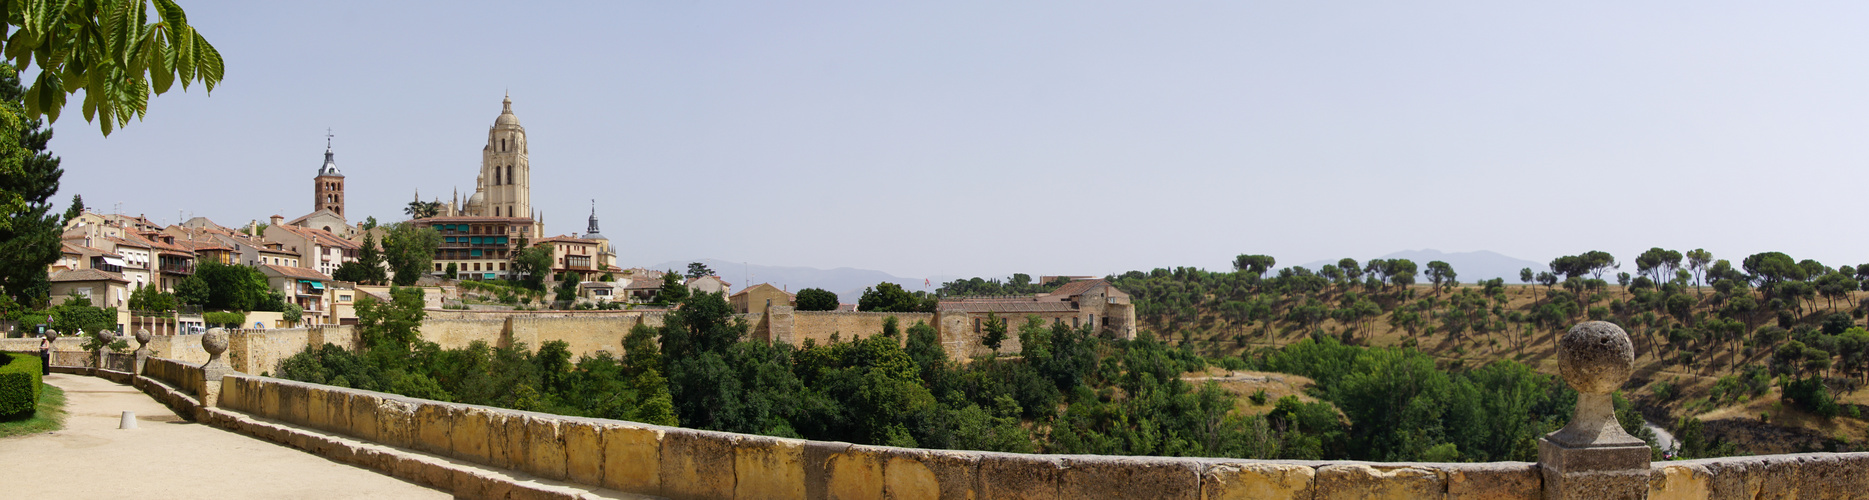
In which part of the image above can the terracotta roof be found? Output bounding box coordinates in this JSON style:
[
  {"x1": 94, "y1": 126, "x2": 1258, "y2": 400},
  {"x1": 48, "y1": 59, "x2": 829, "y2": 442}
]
[
  {"x1": 1046, "y1": 279, "x2": 1110, "y2": 298},
  {"x1": 258, "y1": 264, "x2": 331, "y2": 281},
  {"x1": 104, "y1": 235, "x2": 150, "y2": 249},
  {"x1": 273, "y1": 224, "x2": 360, "y2": 250},
  {"x1": 50, "y1": 268, "x2": 129, "y2": 283},
  {"x1": 729, "y1": 283, "x2": 793, "y2": 299},
  {"x1": 533, "y1": 235, "x2": 597, "y2": 245}
]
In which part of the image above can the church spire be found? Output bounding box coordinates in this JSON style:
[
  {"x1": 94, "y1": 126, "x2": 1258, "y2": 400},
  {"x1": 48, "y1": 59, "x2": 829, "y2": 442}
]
[{"x1": 587, "y1": 200, "x2": 600, "y2": 235}]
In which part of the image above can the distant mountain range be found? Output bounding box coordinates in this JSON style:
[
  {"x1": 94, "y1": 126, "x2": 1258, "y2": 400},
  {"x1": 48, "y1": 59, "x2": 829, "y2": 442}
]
[
  {"x1": 1296, "y1": 249, "x2": 1544, "y2": 284},
  {"x1": 644, "y1": 259, "x2": 928, "y2": 304}
]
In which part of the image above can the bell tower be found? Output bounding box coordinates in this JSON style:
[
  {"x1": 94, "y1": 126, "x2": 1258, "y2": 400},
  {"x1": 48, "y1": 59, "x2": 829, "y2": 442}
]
[
  {"x1": 480, "y1": 94, "x2": 530, "y2": 219},
  {"x1": 314, "y1": 130, "x2": 345, "y2": 216}
]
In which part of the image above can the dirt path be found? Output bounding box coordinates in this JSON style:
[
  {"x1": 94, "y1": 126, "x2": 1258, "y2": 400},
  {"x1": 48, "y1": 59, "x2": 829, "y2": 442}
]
[{"x1": 0, "y1": 374, "x2": 448, "y2": 499}]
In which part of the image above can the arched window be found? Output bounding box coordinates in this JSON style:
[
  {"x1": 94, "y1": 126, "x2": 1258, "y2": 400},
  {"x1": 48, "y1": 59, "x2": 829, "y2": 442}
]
[{"x1": 506, "y1": 166, "x2": 514, "y2": 185}]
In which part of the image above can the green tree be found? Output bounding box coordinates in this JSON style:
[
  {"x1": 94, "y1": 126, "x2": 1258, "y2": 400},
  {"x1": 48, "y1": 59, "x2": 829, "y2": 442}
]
[
  {"x1": 0, "y1": 64, "x2": 61, "y2": 307},
  {"x1": 554, "y1": 271, "x2": 581, "y2": 305},
  {"x1": 172, "y1": 274, "x2": 207, "y2": 306},
  {"x1": 508, "y1": 243, "x2": 551, "y2": 292},
  {"x1": 334, "y1": 232, "x2": 387, "y2": 285},
  {"x1": 356, "y1": 286, "x2": 426, "y2": 354},
  {"x1": 655, "y1": 271, "x2": 688, "y2": 306},
  {"x1": 1233, "y1": 254, "x2": 1276, "y2": 277},
  {"x1": 685, "y1": 262, "x2": 714, "y2": 279},
  {"x1": 2, "y1": 1, "x2": 224, "y2": 135},
  {"x1": 795, "y1": 288, "x2": 838, "y2": 311},
  {"x1": 857, "y1": 282, "x2": 934, "y2": 313},
  {"x1": 51, "y1": 294, "x2": 116, "y2": 336},
  {"x1": 1425, "y1": 260, "x2": 1457, "y2": 294},
  {"x1": 444, "y1": 262, "x2": 457, "y2": 280},
  {"x1": 403, "y1": 199, "x2": 440, "y2": 219},
  {"x1": 194, "y1": 261, "x2": 269, "y2": 311},
  {"x1": 980, "y1": 312, "x2": 1008, "y2": 355},
  {"x1": 127, "y1": 282, "x2": 174, "y2": 312},
  {"x1": 381, "y1": 222, "x2": 440, "y2": 286}
]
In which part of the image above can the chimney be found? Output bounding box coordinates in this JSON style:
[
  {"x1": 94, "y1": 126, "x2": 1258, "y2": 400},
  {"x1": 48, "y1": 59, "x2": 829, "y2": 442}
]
[{"x1": 269, "y1": 215, "x2": 284, "y2": 227}]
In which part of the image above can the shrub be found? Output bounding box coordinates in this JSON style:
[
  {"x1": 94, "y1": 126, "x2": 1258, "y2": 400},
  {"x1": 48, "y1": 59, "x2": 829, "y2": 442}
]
[
  {"x1": 203, "y1": 311, "x2": 247, "y2": 327},
  {"x1": 0, "y1": 352, "x2": 43, "y2": 418}
]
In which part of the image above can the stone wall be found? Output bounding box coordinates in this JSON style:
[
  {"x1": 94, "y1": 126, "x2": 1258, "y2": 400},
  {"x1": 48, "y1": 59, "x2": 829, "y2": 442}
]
[
  {"x1": 418, "y1": 318, "x2": 508, "y2": 349},
  {"x1": 191, "y1": 367, "x2": 1869, "y2": 499},
  {"x1": 789, "y1": 311, "x2": 934, "y2": 346}
]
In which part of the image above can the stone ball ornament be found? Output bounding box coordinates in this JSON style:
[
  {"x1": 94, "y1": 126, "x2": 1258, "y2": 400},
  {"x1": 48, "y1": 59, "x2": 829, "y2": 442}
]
[
  {"x1": 1557, "y1": 321, "x2": 1634, "y2": 394},
  {"x1": 203, "y1": 328, "x2": 229, "y2": 356},
  {"x1": 96, "y1": 328, "x2": 116, "y2": 344},
  {"x1": 135, "y1": 328, "x2": 152, "y2": 346}
]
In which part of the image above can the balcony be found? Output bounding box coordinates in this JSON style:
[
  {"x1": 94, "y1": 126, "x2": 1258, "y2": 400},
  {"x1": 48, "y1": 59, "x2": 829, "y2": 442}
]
[{"x1": 159, "y1": 261, "x2": 196, "y2": 275}]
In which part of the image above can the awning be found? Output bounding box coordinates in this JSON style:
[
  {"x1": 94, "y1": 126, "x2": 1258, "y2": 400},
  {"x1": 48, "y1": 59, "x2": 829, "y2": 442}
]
[
  {"x1": 483, "y1": 273, "x2": 495, "y2": 279},
  {"x1": 300, "y1": 280, "x2": 325, "y2": 290},
  {"x1": 102, "y1": 256, "x2": 127, "y2": 267}
]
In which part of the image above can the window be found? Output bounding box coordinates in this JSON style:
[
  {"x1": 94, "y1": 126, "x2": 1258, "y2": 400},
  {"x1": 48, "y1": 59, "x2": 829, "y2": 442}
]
[
  {"x1": 974, "y1": 318, "x2": 981, "y2": 334},
  {"x1": 473, "y1": 263, "x2": 482, "y2": 271},
  {"x1": 506, "y1": 166, "x2": 513, "y2": 185},
  {"x1": 499, "y1": 263, "x2": 507, "y2": 271},
  {"x1": 435, "y1": 263, "x2": 443, "y2": 271}
]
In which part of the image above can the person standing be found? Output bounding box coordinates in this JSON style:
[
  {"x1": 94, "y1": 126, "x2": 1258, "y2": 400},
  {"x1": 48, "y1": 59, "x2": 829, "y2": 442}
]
[{"x1": 38, "y1": 333, "x2": 50, "y2": 375}]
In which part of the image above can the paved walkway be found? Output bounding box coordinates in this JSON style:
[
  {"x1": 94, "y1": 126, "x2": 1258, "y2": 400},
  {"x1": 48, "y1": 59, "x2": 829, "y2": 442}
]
[{"x1": 0, "y1": 374, "x2": 448, "y2": 499}]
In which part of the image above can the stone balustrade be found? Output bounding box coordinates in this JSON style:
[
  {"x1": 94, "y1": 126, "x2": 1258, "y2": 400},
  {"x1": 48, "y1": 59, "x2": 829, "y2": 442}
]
[{"x1": 78, "y1": 324, "x2": 1869, "y2": 499}]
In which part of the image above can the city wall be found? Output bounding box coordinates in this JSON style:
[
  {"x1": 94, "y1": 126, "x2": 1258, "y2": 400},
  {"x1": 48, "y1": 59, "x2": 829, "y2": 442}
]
[{"x1": 109, "y1": 354, "x2": 1869, "y2": 500}]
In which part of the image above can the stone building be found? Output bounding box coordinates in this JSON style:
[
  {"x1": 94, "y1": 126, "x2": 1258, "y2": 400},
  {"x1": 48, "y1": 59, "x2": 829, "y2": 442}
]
[
  {"x1": 937, "y1": 279, "x2": 1136, "y2": 339},
  {"x1": 257, "y1": 264, "x2": 334, "y2": 326},
  {"x1": 416, "y1": 95, "x2": 549, "y2": 280},
  {"x1": 730, "y1": 283, "x2": 795, "y2": 315},
  {"x1": 533, "y1": 235, "x2": 602, "y2": 282},
  {"x1": 264, "y1": 218, "x2": 360, "y2": 278}
]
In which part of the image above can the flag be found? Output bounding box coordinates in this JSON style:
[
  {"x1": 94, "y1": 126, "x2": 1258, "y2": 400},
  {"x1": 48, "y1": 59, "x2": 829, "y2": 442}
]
[{"x1": 925, "y1": 278, "x2": 931, "y2": 287}]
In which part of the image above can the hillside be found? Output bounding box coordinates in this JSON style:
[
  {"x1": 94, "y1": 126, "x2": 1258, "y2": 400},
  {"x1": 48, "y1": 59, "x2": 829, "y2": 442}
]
[{"x1": 1105, "y1": 267, "x2": 1869, "y2": 456}]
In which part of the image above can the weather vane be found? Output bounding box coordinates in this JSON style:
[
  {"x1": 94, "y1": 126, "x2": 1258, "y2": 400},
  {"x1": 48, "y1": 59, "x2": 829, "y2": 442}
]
[{"x1": 325, "y1": 127, "x2": 334, "y2": 147}]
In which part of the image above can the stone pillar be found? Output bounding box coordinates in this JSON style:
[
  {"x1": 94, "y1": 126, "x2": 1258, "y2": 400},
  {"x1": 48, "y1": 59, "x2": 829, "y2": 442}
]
[
  {"x1": 91, "y1": 329, "x2": 114, "y2": 374},
  {"x1": 1538, "y1": 321, "x2": 1650, "y2": 500},
  {"x1": 200, "y1": 328, "x2": 233, "y2": 407},
  {"x1": 133, "y1": 328, "x2": 152, "y2": 375}
]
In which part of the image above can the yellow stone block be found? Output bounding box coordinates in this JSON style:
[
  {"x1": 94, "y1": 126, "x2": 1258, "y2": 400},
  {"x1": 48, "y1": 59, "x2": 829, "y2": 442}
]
[
  {"x1": 348, "y1": 393, "x2": 382, "y2": 442},
  {"x1": 659, "y1": 429, "x2": 736, "y2": 500},
  {"x1": 1314, "y1": 465, "x2": 1445, "y2": 500},
  {"x1": 1202, "y1": 463, "x2": 1315, "y2": 500},
  {"x1": 735, "y1": 436, "x2": 806, "y2": 500},
  {"x1": 452, "y1": 407, "x2": 493, "y2": 465},
  {"x1": 377, "y1": 399, "x2": 418, "y2": 449},
  {"x1": 884, "y1": 456, "x2": 938, "y2": 500},
  {"x1": 526, "y1": 416, "x2": 568, "y2": 480},
  {"x1": 259, "y1": 380, "x2": 281, "y2": 418},
  {"x1": 414, "y1": 403, "x2": 455, "y2": 456},
  {"x1": 564, "y1": 420, "x2": 606, "y2": 487},
  {"x1": 601, "y1": 424, "x2": 663, "y2": 495},
  {"x1": 305, "y1": 387, "x2": 328, "y2": 429},
  {"x1": 1648, "y1": 464, "x2": 1710, "y2": 500},
  {"x1": 827, "y1": 445, "x2": 885, "y2": 500}
]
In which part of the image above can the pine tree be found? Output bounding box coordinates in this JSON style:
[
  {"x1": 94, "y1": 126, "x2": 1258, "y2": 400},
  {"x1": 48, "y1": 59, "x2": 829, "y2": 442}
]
[{"x1": 0, "y1": 64, "x2": 64, "y2": 306}]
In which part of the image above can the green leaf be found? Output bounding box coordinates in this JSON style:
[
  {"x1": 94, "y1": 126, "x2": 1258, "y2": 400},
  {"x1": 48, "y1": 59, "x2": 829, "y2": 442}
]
[{"x1": 146, "y1": 29, "x2": 172, "y2": 94}]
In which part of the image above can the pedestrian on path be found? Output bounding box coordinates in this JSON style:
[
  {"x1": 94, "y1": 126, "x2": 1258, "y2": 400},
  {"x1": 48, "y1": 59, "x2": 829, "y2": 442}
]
[{"x1": 39, "y1": 333, "x2": 51, "y2": 375}]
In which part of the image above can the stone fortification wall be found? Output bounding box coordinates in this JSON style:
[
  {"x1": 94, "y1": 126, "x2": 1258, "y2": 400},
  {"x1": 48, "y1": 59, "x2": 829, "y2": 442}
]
[
  {"x1": 511, "y1": 316, "x2": 641, "y2": 357},
  {"x1": 226, "y1": 328, "x2": 312, "y2": 375},
  {"x1": 423, "y1": 309, "x2": 661, "y2": 321},
  {"x1": 419, "y1": 319, "x2": 508, "y2": 350},
  {"x1": 0, "y1": 337, "x2": 86, "y2": 354},
  {"x1": 195, "y1": 368, "x2": 1869, "y2": 499},
  {"x1": 789, "y1": 311, "x2": 934, "y2": 346},
  {"x1": 148, "y1": 333, "x2": 210, "y2": 364}
]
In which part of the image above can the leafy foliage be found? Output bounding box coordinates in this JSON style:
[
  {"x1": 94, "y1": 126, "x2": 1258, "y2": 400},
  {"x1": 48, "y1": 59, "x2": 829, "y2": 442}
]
[
  {"x1": 2, "y1": 0, "x2": 225, "y2": 135},
  {"x1": 795, "y1": 288, "x2": 838, "y2": 311}
]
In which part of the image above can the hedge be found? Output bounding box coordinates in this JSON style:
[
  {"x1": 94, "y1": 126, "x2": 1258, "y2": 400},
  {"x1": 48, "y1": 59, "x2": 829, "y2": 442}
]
[{"x1": 0, "y1": 352, "x2": 42, "y2": 417}]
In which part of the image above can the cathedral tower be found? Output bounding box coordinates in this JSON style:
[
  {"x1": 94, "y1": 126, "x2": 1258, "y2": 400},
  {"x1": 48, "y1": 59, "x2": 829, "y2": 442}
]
[
  {"x1": 480, "y1": 94, "x2": 530, "y2": 219},
  {"x1": 314, "y1": 134, "x2": 345, "y2": 216}
]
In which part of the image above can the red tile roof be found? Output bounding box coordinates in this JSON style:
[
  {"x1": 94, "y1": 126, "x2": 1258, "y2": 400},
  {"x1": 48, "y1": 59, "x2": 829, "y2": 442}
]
[
  {"x1": 50, "y1": 268, "x2": 129, "y2": 283},
  {"x1": 258, "y1": 264, "x2": 332, "y2": 281}
]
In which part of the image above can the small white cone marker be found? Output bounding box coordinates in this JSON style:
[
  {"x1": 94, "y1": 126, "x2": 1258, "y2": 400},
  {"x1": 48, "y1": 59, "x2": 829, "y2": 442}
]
[{"x1": 119, "y1": 411, "x2": 137, "y2": 430}]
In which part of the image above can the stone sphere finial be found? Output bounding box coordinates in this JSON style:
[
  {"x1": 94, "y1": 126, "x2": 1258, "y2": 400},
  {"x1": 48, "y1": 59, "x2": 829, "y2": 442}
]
[
  {"x1": 1557, "y1": 321, "x2": 1634, "y2": 394},
  {"x1": 135, "y1": 328, "x2": 151, "y2": 347},
  {"x1": 203, "y1": 328, "x2": 229, "y2": 357},
  {"x1": 96, "y1": 328, "x2": 116, "y2": 344}
]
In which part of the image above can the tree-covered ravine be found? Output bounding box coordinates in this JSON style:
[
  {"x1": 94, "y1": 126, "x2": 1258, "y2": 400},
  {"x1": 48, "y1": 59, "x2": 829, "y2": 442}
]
[{"x1": 281, "y1": 249, "x2": 1869, "y2": 462}]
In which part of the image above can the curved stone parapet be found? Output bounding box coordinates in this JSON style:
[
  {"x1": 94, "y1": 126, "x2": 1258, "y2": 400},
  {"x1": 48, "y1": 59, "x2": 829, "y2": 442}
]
[{"x1": 163, "y1": 363, "x2": 1858, "y2": 500}]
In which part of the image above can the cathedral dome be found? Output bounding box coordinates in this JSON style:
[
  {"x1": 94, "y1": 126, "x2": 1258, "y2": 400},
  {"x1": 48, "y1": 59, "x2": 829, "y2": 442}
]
[
  {"x1": 467, "y1": 191, "x2": 485, "y2": 211},
  {"x1": 494, "y1": 95, "x2": 521, "y2": 128}
]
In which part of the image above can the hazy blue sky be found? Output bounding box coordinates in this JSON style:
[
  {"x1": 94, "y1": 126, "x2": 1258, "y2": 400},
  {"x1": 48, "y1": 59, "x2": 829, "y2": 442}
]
[{"x1": 41, "y1": 2, "x2": 1869, "y2": 280}]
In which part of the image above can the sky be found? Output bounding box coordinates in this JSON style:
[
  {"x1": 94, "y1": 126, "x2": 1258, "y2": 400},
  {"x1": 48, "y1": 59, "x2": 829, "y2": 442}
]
[{"x1": 40, "y1": 2, "x2": 1869, "y2": 281}]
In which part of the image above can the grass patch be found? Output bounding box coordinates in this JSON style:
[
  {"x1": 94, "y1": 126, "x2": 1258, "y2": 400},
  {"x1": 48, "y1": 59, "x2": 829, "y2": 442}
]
[{"x1": 0, "y1": 383, "x2": 67, "y2": 438}]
